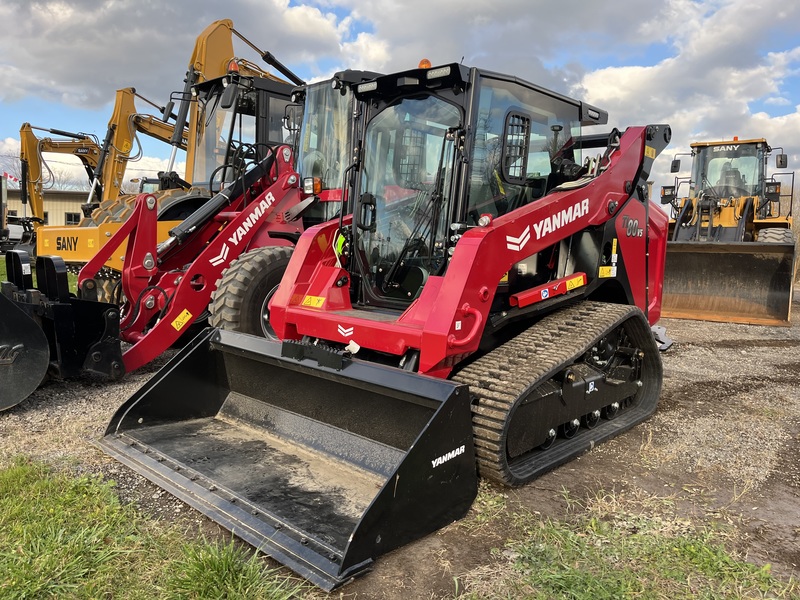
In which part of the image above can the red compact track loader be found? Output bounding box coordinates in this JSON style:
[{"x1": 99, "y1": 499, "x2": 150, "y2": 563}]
[{"x1": 99, "y1": 63, "x2": 671, "y2": 590}]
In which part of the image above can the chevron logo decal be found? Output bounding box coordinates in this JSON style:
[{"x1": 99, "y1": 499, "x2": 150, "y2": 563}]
[
  {"x1": 209, "y1": 243, "x2": 230, "y2": 267},
  {"x1": 506, "y1": 226, "x2": 531, "y2": 252},
  {"x1": 337, "y1": 324, "x2": 354, "y2": 337}
]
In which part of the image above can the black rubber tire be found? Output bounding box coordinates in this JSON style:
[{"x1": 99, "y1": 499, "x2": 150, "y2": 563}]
[
  {"x1": 97, "y1": 276, "x2": 123, "y2": 304},
  {"x1": 209, "y1": 246, "x2": 293, "y2": 338},
  {"x1": 757, "y1": 227, "x2": 795, "y2": 244}
]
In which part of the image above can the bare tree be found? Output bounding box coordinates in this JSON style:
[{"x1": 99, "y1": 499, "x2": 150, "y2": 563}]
[
  {"x1": 48, "y1": 167, "x2": 91, "y2": 191},
  {"x1": 0, "y1": 154, "x2": 21, "y2": 188}
]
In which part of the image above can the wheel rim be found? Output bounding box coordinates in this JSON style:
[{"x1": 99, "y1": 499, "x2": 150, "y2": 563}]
[{"x1": 259, "y1": 284, "x2": 280, "y2": 341}]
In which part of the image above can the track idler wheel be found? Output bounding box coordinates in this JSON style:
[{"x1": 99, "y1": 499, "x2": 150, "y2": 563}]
[
  {"x1": 582, "y1": 410, "x2": 601, "y2": 429},
  {"x1": 559, "y1": 419, "x2": 580, "y2": 439},
  {"x1": 539, "y1": 428, "x2": 556, "y2": 450},
  {"x1": 602, "y1": 402, "x2": 620, "y2": 420}
]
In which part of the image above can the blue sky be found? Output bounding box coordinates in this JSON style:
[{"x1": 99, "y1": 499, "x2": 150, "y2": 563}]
[{"x1": 1, "y1": 0, "x2": 800, "y2": 194}]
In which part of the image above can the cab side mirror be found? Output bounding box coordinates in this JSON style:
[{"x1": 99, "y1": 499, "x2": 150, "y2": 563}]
[
  {"x1": 670, "y1": 159, "x2": 681, "y2": 173},
  {"x1": 220, "y1": 81, "x2": 239, "y2": 110},
  {"x1": 776, "y1": 153, "x2": 788, "y2": 169}
]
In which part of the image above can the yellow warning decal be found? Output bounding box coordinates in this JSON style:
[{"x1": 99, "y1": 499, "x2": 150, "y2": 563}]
[
  {"x1": 644, "y1": 146, "x2": 656, "y2": 159},
  {"x1": 598, "y1": 266, "x2": 616, "y2": 278},
  {"x1": 171, "y1": 309, "x2": 193, "y2": 331},
  {"x1": 302, "y1": 295, "x2": 325, "y2": 308},
  {"x1": 612, "y1": 238, "x2": 618, "y2": 255},
  {"x1": 565, "y1": 275, "x2": 585, "y2": 291},
  {"x1": 500, "y1": 271, "x2": 509, "y2": 283}
]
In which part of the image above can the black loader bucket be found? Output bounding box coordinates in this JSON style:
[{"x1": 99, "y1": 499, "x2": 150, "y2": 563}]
[
  {"x1": 100, "y1": 328, "x2": 477, "y2": 590},
  {"x1": 662, "y1": 241, "x2": 796, "y2": 326},
  {"x1": 0, "y1": 292, "x2": 49, "y2": 410},
  {"x1": 1, "y1": 250, "x2": 124, "y2": 410}
]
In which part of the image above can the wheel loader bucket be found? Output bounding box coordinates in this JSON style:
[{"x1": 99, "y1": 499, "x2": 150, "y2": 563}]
[
  {"x1": 0, "y1": 292, "x2": 49, "y2": 410},
  {"x1": 100, "y1": 328, "x2": 478, "y2": 590},
  {"x1": 661, "y1": 241, "x2": 796, "y2": 326}
]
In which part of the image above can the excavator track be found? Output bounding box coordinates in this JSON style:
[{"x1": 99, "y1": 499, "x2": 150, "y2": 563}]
[{"x1": 453, "y1": 301, "x2": 662, "y2": 487}]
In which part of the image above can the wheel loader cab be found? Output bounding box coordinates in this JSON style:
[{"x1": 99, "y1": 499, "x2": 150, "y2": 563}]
[
  {"x1": 191, "y1": 74, "x2": 292, "y2": 190},
  {"x1": 348, "y1": 65, "x2": 605, "y2": 309}
]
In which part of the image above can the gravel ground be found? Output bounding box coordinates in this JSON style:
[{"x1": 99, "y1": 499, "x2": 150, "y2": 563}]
[{"x1": 1, "y1": 290, "x2": 799, "y2": 596}]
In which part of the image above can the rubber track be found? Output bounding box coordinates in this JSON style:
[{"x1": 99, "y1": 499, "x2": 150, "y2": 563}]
[{"x1": 453, "y1": 301, "x2": 660, "y2": 486}]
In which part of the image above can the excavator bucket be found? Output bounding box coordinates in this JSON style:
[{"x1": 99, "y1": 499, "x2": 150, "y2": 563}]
[
  {"x1": 661, "y1": 241, "x2": 796, "y2": 326},
  {"x1": 100, "y1": 328, "x2": 478, "y2": 590}
]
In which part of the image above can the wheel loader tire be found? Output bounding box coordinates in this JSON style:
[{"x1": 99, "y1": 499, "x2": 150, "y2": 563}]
[
  {"x1": 757, "y1": 227, "x2": 795, "y2": 244},
  {"x1": 209, "y1": 246, "x2": 293, "y2": 339},
  {"x1": 97, "y1": 276, "x2": 123, "y2": 304}
]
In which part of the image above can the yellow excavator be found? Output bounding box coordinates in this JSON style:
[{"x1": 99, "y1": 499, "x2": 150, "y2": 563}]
[
  {"x1": 17, "y1": 88, "x2": 184, "y2": 252},
  {"x1": 659, "y1": 137, "x2": 796, "y2": 325},
  {"x1": 32, "y1": 19, "x2": 299, "y2": 278}
]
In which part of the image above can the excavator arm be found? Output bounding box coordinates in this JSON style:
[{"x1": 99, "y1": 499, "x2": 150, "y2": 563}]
[{"x1": 19, "y1": 123, "x2": 101, "y2": 224}]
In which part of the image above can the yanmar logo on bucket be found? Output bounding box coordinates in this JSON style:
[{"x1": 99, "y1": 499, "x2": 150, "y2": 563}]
[{"x1": 431, "y1": 444, "x2": 466, "y2": 468}]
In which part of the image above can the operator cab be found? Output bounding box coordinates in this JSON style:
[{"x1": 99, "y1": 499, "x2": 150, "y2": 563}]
[
  {"x1": 190, "y1": 74, "x2": 292, "y2": 191},
  {"x1": 344, "y1": 63, "x2": 607, "y2": 310},
  {"x1": 284, "y1": 70, "x2": 383, "y2": 229}
]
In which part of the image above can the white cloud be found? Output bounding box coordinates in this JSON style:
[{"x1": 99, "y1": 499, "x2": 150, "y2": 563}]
[{"x1": 2, "y1": 0, "x2": 800, "y2": 193}]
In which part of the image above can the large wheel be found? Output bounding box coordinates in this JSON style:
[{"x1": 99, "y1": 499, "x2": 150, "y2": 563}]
[
  {"x1": 757, "y1": 227, "x2": 795, "y2": 244},
  {"x1": 209, "y1": 246, "x2": 293, "y2": 339}
]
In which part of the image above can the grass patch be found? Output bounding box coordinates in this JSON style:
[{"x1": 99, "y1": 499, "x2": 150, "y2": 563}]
[
  {"x1": 456, "y1": 488, "x2": 797, "y2": 599},
  {"x1": 0, "y1": 458, "x2": 306, "y2": 599}
]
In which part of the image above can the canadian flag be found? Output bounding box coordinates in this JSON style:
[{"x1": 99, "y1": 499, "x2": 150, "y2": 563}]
[{"x1": 2, "y1": 172, "x2": 19, "y2": 184}]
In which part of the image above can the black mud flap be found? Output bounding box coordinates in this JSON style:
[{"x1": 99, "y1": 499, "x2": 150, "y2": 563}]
[
  {"x1": 662, "y1": 241, "x2": 795, "y2": 326},
  {"x1": 100, "y1": 328, "x2": 478, "y2": 591},
  {"x1": 0, "y1": 293, "x2": 49, "y2": 410}
]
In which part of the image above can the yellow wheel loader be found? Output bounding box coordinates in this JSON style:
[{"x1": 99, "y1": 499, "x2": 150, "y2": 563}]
[{"x1": 659, "y1": 138, "x2": 795, "y2": 325}]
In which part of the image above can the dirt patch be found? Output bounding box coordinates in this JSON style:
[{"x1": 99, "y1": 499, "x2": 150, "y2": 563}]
[{"x1": 2, "y1": 294, "x2": 799, "y2": 598}]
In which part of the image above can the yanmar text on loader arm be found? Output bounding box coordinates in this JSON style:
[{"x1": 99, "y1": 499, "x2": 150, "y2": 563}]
[{"x1": 99, "y1": 62, "x2": 672, "y2": 590}]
